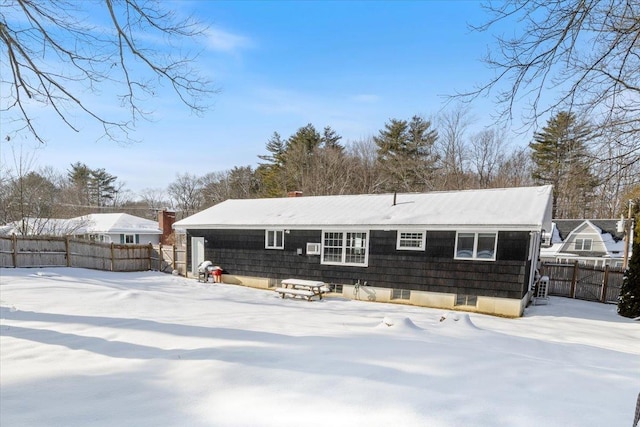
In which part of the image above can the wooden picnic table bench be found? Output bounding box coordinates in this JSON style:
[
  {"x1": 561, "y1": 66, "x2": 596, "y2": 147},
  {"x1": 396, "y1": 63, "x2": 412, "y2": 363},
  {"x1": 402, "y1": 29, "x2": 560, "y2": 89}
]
[{"x1": 275, "y1": 278, "x2": 327, "y2": 301}]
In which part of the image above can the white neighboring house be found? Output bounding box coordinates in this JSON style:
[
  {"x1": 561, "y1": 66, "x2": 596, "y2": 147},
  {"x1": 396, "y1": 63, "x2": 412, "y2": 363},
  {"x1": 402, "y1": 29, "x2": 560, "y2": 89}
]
[
  {"x1": 1, "y1": 213, "x2": 162, "y2": 245},
  {"x1": 0, "y1": 217, "x2": 86, "y2": 236},
  {"x1": 540, "y1": 219, "x2": 631, "y2": 268},
  {"x1": 72, "y1": 213, "x2": 162, "y2": 245}
]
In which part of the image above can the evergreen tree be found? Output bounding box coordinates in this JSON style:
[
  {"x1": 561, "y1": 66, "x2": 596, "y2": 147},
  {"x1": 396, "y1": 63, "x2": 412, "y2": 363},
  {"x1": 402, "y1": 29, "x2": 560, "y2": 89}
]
[
  {"x1": 374, "y1": 115, "x2": 438, "y2": 192},
  {"x1": 68, "y1": 162, "x2": 92, "y2": 206},
  {"x1": 257, "y1": 132, "x2": 288, "y2": 197},
  {"x1": 321, "y1": 126, "x2": 343, "y2": 151},
  {"x1": 257, "y1": 132, "x2": 286, "y2": 166},
  {"x1": 89, "y1": 168, "x2": 118, "y2": 207},
  {"x1": 530, "y1": 111, "x2": 597, "y2": 218},
  {"x1": 286, "y1": 123, "x2": 323, "y2": 154},
  {"x1": 256, "y1": 124, "x2": 347, "y2": 196},
  {"x1": 284, "y1": 124, "x2": 324, "y2": 193},
  {"x1": 66, "y1": 163, "x2": 119, "y2": 208},
  {"x1": 618, "y1": 208, "x2": 640, "y2": 318}
]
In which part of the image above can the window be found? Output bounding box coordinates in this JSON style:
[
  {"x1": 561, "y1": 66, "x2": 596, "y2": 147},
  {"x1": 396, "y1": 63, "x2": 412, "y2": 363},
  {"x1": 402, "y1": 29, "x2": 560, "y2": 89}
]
[
  {"x1": 455, "y1": 294, "x2": 477, "y2": 306},
  {"x1": 454, "y1": 232, "x2": 497, "y2": 261},
  {"x1": 265, "y1": 230, "x2": 285, "y2": 249},
  {"x1": 396, "y1": 231, "x2": 426, "y2": 251},
  {"x1": 321, "y1": 231, "x2": 369, "y2": 266},
  {"x1": 574, "y1": 238, "x2": 592, "y2": 251},
  {"x1": 329, "y1": 283, "x2": 343, "y2": 293},
  {"x1": 122, "y1": 233, "x2": 137, "y2": 244},
  {"x1": 391, "y1": 289, "x2": 411, "y2": 300}
]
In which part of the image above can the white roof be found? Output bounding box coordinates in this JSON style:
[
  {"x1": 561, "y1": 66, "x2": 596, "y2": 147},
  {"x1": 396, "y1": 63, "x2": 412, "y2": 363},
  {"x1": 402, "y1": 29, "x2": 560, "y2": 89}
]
[
  {"x1": 0, "y1": 218, "x2": 84, "y2": 236},
  {"x1": 75, "y1": 213, "x2": 161, "y2": 235},
  {"x1": 174, "y1": 185, "x2": 553, "y2": 231}
]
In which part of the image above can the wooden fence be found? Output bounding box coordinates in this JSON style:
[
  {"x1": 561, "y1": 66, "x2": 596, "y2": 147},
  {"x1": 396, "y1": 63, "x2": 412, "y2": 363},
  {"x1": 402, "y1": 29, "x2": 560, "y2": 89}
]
[
  {"x1": 0, "y1": 235, "x2": 186, "y2": 275},
  {"x1": 540, "y1": 262, "x2": 624, "y2": 303}
]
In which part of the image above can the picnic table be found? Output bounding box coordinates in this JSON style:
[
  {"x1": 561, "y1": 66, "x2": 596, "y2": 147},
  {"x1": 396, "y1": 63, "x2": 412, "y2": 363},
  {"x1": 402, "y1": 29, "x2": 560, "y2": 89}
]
[{"x1": 275, "y1": 278, "x2": 327, "y2": 301}]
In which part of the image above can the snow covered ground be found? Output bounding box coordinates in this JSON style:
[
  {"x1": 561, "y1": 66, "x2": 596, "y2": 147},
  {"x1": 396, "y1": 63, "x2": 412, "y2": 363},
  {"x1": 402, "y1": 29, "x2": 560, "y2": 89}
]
[{"x1": 1, "y1": 268, "x2": 638, "y2": 427}]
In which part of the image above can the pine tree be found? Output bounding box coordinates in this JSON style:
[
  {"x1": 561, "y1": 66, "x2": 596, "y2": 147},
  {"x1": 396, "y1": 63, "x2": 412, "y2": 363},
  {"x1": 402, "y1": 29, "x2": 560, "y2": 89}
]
[
  {"x1": 88, "y1": 168, "x2": 118, "y2": 207},
  {"x1": 374, "y1": 116, "x2": 438, "y2": 192},
  {"x1": 284, "y1": 124, "x2": 323, "y2": 193},
  {"x1": 529, "y1": 112, "x2": 597, "y2": 218},
  {"x1": 68, "y1": 162, "x2": 92, "y2": 206},
  {"x1": 257, "y1": 132, "x2": 286, "y2": 166},
  {"x1": 257, "y1": 132, "x2": 287, "y2": 197},
  {"x1": 321, "y1": 126, "x2": 344, "y2": 151},
  {"x1": 618, "y1": 214, "x2": 640, "y2": 318}
]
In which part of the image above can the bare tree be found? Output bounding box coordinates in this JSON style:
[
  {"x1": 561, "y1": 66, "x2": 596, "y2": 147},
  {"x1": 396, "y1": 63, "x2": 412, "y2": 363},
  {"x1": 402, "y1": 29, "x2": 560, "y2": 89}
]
[
  {"x1": 138, "y1": 187, "x2": 172, "y2": 211},
  {"x1": 465, "y1": 0, "x2": 640, "y2": 168},
  {"x1": 492, "y1": 147, "x2": 534, "y2": 189},
  {"x1": 167, "y1": 173, "x2": 203, "y2": 219},
  {"x1": 469, "y1": 128, "x2": 507, "y2": 188},
  {"x1": 591, "y1": 139, "x2": 640, "y2": 217},
  {"x1": 200, "y1": 167, "x2": 259, "y2": 205},
  {"x1": 306, "y1": 144, "x2": 353, "y2": 196},
  {"x1": 435, "y1": 108, "x2": 471, "y2": 190},
  {"x1": 1, "y1": 0, "x2": 215, "y2": 143},
  {"x1": 346, "y1": 138, "x2": 386, "y2": 194}
]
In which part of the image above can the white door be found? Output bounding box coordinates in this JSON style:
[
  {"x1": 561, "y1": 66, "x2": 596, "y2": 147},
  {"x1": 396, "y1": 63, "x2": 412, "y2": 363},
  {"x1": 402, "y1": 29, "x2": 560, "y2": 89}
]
[{"x1": 191, "y1": 237, "x2": 205, "y2": 277}]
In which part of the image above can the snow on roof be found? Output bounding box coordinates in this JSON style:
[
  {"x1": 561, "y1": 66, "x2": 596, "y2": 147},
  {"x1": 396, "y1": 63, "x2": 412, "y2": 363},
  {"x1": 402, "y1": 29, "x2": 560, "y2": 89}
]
[
  {"x1": 0, "y1": 218, "x2": 84, "y2": 236},
  {"x1": 175, "y1": 185, "x2": 553, "y2": 231},
  {"x1": 76, "y1": 213, "x2": 161, "y2": 234}
]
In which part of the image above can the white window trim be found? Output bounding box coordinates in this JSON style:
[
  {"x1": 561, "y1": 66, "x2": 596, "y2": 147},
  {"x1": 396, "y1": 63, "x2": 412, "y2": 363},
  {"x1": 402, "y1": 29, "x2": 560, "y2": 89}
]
[
  {"x1": 396, "y1": 230, "x2": 426, "y2": 251},
  {"x1": 265, "y1": 229, "x2": 285, "y2": 250},
  {"x1": 321, "y1": 230, "x2": 369, "y2": 267},
  {"x1": 123, "y1": 233, "x2": 136, "y2": 244},
  {"x1": 574, "y1": 238, "x2": 593, "y2": 251},
  {"x1": 454, "y1": 231, "x2": 498, "y2": 261}
]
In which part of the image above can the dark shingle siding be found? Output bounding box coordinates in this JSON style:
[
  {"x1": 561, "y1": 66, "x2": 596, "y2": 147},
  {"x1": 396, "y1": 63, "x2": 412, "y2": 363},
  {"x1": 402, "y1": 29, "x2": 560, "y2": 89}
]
[{"x1": 189, "y1": 228, "x2": 531, "y2": 300}]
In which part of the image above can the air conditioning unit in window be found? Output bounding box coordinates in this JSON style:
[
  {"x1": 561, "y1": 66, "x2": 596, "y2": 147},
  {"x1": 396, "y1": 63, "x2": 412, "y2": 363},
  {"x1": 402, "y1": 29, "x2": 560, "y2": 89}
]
[{"x1": 306, "y1": 242, "x2": 321, "y2": 255}]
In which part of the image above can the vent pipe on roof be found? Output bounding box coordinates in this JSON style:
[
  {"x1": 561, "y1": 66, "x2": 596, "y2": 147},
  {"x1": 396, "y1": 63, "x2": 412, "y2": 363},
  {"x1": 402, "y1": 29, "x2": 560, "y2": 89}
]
[{"x1": 393, "y1": 192, "x2": 397, "y2": 206}]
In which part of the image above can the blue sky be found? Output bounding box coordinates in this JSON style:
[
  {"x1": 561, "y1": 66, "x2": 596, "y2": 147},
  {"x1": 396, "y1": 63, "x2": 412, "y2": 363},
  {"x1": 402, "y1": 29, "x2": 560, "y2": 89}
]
[{"x1": 3, "y1": 1, "x2": 528, "y2": 194}]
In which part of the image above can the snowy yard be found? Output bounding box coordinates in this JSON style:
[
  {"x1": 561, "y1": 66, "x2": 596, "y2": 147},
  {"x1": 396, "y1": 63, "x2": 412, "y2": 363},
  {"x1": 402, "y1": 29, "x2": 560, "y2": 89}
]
[{"x1": 1, "y1": 268, "x2": 639, "y2": 427}]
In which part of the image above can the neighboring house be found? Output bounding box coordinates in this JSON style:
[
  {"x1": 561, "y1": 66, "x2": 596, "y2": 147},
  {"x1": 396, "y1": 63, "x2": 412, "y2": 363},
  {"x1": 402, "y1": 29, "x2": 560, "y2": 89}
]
[
  {"x1": 0, "y1": 217, "x2": 86, "y2": 236},
  {"x1": 540, "y1": 219, "x2": 632, "y2": 268},
  {"x1": 173, "y1": 185, "x2": 553, "y2": 317},
  {"x1": 72, "y1": 213, "x2": 162, "y2": 245},
  {"x1": 1, "y1": 213, "x2": 162, "y2": 245}
]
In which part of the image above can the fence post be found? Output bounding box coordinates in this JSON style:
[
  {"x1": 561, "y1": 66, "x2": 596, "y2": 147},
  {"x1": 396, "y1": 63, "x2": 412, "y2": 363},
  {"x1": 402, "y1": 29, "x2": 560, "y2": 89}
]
[
  {"x1": 11, "y1": 234, "x2": 17, "y2": 268},
  {"x1": 65, "y1": 236, "x2": 71, "y2": 267},
  {"x1": 158, "y1": 243, "x2": 162, "y2": 271},
  {"x1": 570, "y1": 260, "x2": 579, "y2": 298},
  {"x1": 110, "y1": 243, "x2": 115, "y2": 272},
  {"x1": 172, "y1": 245, "x2": 177, "y2": 272},
  {"x1": 601, "y1": 265, "x2": 610, "y2": 303},
  {"x1": 148, "y1": 243, "x2": 153, "y2": 271}
]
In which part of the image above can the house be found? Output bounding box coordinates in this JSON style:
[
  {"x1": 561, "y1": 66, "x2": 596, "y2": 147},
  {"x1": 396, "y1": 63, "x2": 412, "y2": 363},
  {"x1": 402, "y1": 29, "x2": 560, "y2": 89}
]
[
  {"x1": 173, "y1": 185, "x2": 554, "y2": 317},
  {"x1": 0, "y1": 217, "x2": 82, "y2": 236},
  {"x1": 72, "y1": 213, "x2": 162, "y2": 244},
  {"x1": 1, "y1": 213, "x2": 163, "y2": 245},
  {"x1": 540, "y1": 219, "x2": 632, "y2": 268}
]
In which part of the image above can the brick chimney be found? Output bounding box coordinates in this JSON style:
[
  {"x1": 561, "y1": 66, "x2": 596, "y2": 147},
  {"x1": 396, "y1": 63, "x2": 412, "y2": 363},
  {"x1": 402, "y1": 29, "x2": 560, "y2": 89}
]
[
  {"x1": 158, "y1": 209, "x2": 176, "y2": 245},
  {"x1": 287, "y1": 191, "x2": 303, "y2": 197}
]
